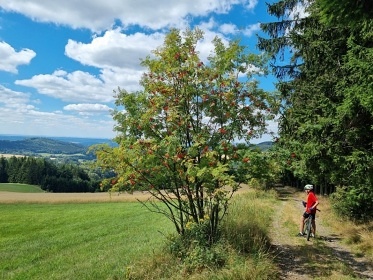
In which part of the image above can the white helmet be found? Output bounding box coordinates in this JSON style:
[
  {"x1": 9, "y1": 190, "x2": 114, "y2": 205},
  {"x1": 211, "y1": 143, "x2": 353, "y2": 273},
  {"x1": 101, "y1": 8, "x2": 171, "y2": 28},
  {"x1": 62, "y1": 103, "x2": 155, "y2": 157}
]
[{"x1": 304, "y1": 184, "x2": 313, "y2": 190}]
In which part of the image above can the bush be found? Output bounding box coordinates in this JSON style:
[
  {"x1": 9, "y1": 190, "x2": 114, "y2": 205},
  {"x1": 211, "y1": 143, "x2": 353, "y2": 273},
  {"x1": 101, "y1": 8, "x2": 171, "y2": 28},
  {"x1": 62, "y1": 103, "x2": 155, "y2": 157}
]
[
  {"x1": 331, "y1": 185, "x2": 373, "y2": 221},
  {"x1": 166, "y1": 220, "x2": 226, "y2": 272}
]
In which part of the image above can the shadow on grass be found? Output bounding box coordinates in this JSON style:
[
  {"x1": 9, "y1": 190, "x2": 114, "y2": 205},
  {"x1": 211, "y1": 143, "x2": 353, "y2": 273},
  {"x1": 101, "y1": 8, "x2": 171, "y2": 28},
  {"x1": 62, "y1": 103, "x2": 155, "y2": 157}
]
[
  {"x1": 270, "y1": 236, "x2": 373, "y2": 279},
  {"x1": 274, "y1": 186, "x2": 298, "y2": 202}
]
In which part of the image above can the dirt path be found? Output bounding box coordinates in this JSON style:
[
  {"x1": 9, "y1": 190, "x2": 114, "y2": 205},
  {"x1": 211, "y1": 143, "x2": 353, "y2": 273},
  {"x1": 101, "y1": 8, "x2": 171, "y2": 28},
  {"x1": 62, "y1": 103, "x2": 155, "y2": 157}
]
[{"x1": 269, "y1": 186, "x2": 373, "y2": 280}]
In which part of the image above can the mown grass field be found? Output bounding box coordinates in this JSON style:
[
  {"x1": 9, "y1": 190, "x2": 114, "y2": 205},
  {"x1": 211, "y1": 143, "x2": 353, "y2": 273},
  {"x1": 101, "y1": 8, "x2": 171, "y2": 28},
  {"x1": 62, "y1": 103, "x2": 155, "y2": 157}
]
[
  {"x1": 0, "y1": 201, "x2": 173, "y2": 280},
  {"x1": 0, "y1": 183, "x2": 44, "y2": 193},
  {"x1": 0, "y1": 184, "x2": 279, "y2": 280}
]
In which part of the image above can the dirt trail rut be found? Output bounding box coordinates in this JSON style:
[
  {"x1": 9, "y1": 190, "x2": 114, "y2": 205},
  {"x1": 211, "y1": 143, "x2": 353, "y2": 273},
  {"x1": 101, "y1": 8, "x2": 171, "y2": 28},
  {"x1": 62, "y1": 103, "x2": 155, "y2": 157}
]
[{"x1": 269, "y1": 186, "x2": 373, "y2": 280}]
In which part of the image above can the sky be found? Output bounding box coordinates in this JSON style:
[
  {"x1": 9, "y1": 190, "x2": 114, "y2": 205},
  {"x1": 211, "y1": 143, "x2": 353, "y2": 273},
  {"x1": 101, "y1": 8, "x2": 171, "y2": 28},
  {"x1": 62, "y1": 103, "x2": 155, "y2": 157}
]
[{"x1": 0, "y1": 0, "x2": 281, "y2": 143}]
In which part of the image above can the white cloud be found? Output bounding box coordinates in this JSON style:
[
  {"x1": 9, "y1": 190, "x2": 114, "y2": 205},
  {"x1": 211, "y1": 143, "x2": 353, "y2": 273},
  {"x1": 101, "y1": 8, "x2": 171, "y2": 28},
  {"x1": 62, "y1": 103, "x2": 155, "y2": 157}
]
[
  {"x1": 0, "y1": 0, "x2": 259, "y2": 32},
  {"x1": 0, "y1": 85, "x2": 116, "y2": 138},
  {"x1": 218, "y1": 22, "x2": 261, "y2": 38},
  {"x1": 13, "y1": 27, "x2": 222, "y2": 104},
  {"x1": 219, "y1": 23, "x2": 239, "y2": 35},
  {"x1": 289, "y1": 2, "x2": 310, "y2": 20},
  {"x1": 0, "y1": 41, "x2": 36, "y2": 73},
  {"x1": 243, "y1": 23, "x2": 261, "y2": 37},
  {"x1": 3, "y1": 2, "x2": 262, "y2": 107},
  {"x1": 0, "y1": 85, "x2": 32, "y2": 108},
  {"x1": 246, "y1": 0, "x2": 258, "y2": 10},
  {"x1": 14, "y1": 70, "x2": 115, "y2": 103},
  {"x1": 65, "y1": 29, "x2": 164, "y2": 70},
  {"x1": 64, "y1": 103, "x2": 111, "y2": 113}
]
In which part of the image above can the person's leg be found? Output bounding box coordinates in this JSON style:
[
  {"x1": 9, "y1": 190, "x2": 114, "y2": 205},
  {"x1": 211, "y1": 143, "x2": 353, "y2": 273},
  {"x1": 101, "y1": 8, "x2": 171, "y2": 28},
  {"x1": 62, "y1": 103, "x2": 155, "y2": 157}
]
[{"x1": 299, "y1": 214, "x2": 305, "y2": 234}]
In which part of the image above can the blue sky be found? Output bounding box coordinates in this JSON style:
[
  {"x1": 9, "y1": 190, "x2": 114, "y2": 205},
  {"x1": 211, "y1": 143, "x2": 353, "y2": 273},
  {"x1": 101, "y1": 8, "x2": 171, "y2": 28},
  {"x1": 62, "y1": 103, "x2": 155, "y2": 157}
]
[{"x1": 0, "y1": 0, "x2": 282, "y2": 143}]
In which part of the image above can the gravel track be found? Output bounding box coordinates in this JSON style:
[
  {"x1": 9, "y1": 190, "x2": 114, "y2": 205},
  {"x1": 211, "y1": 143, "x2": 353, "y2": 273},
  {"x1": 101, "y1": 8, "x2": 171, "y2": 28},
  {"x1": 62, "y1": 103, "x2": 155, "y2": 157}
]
[{"x1": 270, "y1": 186, "x2": 373, "y2": 280}]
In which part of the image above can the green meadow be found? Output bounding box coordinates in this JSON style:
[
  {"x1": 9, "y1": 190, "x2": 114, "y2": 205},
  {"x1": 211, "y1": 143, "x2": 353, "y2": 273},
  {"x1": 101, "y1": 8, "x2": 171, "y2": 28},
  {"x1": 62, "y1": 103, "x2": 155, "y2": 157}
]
[
  {"x1": 0, "y1": 202, "x2": 173, "y2": 280},
  {"x1": 0, "y1": 183, "x2": 44, "y2": 193},
  {"x1": 0, "y1": 184, "x2": 279, "y2": 279}
]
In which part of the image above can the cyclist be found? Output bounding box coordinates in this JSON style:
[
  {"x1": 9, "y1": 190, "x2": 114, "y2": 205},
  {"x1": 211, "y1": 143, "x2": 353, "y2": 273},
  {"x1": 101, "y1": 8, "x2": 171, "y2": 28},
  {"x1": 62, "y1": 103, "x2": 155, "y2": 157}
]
[{"x1": 298, "y1": 184, "x2": 319, "y2": 237}]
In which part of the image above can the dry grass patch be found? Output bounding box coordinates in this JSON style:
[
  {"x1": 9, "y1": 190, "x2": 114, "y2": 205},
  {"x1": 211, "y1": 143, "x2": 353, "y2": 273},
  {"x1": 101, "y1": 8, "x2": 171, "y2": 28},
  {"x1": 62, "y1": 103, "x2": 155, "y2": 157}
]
[
  {"x1": 0, "y1": 184, "x2": 252, "y2": 204},
  {"x1": 0, "y1": 191, "x2": 152, "y2": 204}
]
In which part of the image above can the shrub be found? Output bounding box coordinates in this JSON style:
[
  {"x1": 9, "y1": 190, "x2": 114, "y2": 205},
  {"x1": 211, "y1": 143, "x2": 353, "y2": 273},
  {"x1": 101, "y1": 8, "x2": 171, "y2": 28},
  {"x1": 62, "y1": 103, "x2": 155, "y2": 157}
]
[
  {"x1": 331, "y1": 185, "x2": 373, "y2": 221},
  {"x1": 166, "y1": 220, "x2": 226, "y2": 272}
]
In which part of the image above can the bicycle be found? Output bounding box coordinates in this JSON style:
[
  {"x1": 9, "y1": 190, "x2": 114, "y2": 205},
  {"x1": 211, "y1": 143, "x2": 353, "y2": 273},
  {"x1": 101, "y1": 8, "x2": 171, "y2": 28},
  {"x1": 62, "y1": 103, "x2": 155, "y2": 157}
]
[{"x1": 303, "y1": 208, "x2": 320, "y2": 241}]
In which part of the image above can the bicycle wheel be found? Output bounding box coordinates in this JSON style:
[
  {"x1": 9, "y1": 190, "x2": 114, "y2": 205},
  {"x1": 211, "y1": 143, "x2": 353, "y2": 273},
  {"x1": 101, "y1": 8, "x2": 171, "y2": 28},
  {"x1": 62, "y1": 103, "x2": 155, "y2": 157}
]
[
  {"x1": 303, "y1": 220, "x2": 308, "y2": 233},
  {"x1": 306, "y1": 215, "x2": 312, "y2": 241}
]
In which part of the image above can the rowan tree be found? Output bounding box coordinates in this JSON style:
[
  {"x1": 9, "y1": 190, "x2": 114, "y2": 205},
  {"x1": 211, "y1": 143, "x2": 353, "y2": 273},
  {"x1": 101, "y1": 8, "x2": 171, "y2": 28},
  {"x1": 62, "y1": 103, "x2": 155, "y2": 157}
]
[{"x1": 94, "y1": 29, "x2": 278, "y2": 243}]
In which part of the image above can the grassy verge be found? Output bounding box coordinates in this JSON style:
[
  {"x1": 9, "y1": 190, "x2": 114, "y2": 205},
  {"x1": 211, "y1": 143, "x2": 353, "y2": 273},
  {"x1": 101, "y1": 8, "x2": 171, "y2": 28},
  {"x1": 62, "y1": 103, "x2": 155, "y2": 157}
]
[
  {"x1": 0, "y1": 183, "x2": 44, "y2": 193},
  {"x1": 317, "y1": 195, "x2": 373, "y2": 262},
  {"x1": 126, "y1": 189, "x2": 280, "y2": 279},
  {"x1": 0, "y1": 202, "x2": 172, "y2": 280}
]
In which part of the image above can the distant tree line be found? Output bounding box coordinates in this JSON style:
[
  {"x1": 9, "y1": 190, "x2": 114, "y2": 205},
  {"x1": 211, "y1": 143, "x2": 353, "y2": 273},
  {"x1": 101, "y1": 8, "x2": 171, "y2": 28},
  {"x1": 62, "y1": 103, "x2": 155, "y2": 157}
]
[{"x1": 0, "y1": 156, "x2": 100, "y2": 192}]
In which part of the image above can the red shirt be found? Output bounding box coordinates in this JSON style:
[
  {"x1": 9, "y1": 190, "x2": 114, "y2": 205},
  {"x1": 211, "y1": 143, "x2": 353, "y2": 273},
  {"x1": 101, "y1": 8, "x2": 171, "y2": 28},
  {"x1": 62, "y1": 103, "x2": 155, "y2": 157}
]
[{"x1": 306, "y1": 192, "x2": 317, "y2": 214}]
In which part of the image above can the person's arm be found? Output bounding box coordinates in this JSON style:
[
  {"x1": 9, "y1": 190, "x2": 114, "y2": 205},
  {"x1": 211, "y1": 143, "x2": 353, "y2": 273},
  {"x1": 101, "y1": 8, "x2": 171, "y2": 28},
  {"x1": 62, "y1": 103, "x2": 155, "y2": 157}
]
[{"x1": 310, "y1": 199, "x2": 319, "y2": 210}]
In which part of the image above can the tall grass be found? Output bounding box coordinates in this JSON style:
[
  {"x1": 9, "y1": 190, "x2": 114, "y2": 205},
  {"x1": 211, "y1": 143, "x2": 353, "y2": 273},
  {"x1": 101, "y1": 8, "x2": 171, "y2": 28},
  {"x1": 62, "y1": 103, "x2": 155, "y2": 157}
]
[
  {"x1": 317, "y1": 195, "x2": 373, "y2": 262},
  {"x1": 0, "y1": 202, "x2": 172, "y2": 280},
  {"x1": 0, "y1": 183, "x2": 44, "y2": 193},
  {"x1": 126, "y1": 189, "x2": 280, "y2": 279}
]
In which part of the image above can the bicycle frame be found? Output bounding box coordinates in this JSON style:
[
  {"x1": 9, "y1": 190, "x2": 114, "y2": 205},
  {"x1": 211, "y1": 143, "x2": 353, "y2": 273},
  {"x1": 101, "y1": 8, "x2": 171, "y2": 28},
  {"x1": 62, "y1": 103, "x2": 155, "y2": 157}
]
[{"x1": 304, "y1": 215, "x2": 313, "y2": 241}]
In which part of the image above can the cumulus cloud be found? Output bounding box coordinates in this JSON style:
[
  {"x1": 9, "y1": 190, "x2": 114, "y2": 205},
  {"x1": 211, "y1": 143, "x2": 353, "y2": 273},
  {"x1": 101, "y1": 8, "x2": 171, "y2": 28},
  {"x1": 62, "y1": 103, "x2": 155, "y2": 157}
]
[
  {"x1": 0, "y1": 41, "x2": 36, "y2": 73},
  {"x1": 0, "y1": 85, "x2": 115, "y2": 137},
  {"x1": 219, "y1": 23, "x2": 239, "y2": 35},
  {"x1": 0, "y1": 0, "x2": 259, "y2": 32},
  {"x1": 289, "y1": 2, "x2": 310, "y2": 20},
  {"x1": 64, "y1": 103, "x2": 111, "y2": 113},
  {"x1": 246, "y1": 0, "x2": 258, "y2": 10},
  {"x1": 243, "y1": 23, "x2": 261, "y2": 37},
  {"x1": 15, "y1": 70, "x2": 116, "y2": 103},
  {"x1": 65, "y1": 29, "x2": 164, "y2": 70},
  {"x1": 0, "y1": 85, "x2": 31, "y2": 108}
]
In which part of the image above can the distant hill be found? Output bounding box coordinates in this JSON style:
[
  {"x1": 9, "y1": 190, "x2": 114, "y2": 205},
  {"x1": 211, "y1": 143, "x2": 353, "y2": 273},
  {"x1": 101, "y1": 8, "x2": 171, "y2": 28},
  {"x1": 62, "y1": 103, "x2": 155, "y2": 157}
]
[
  {"x1": 0, "y1": 134, "x2": 272, "y2": 155},
  {"x1": 0, "y1": 137, "x2": 87, "y2": 154},
  {"x1": 255, "y1": 141, "x2": 274, "y2": 151},
  {"x1": 0, "y1": 135, "x2": 116, "y2": 147}
]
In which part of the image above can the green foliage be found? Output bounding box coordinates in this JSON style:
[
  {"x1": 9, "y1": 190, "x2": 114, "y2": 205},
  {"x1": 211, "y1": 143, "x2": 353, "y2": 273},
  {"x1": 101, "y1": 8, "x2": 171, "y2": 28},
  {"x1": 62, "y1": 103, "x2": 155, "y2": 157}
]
[
  {"x1": 94, "y1": 28, "x2": 279, "y2": 242},
  {"x1": 259, "y1": 0, "x2": 373, "y2": 219},
  {"x1": 316, "y1": 0, "x2": 373, "y2": 27},
  {"x1": 231, "y1": 147, "x2": 282, "y2": 189},
  {"x1": 167, "y1": 220, "x2": 226, "y2": 272},
  {"x1": 331, "y1": 185, "x2": 373, "y2": 221},
  {"x1": 0, "y1": 156, "x2": 96, "y2": 192},
  {"x1": 0, "y1": 157, "x2": 8, "y2": 182}
]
